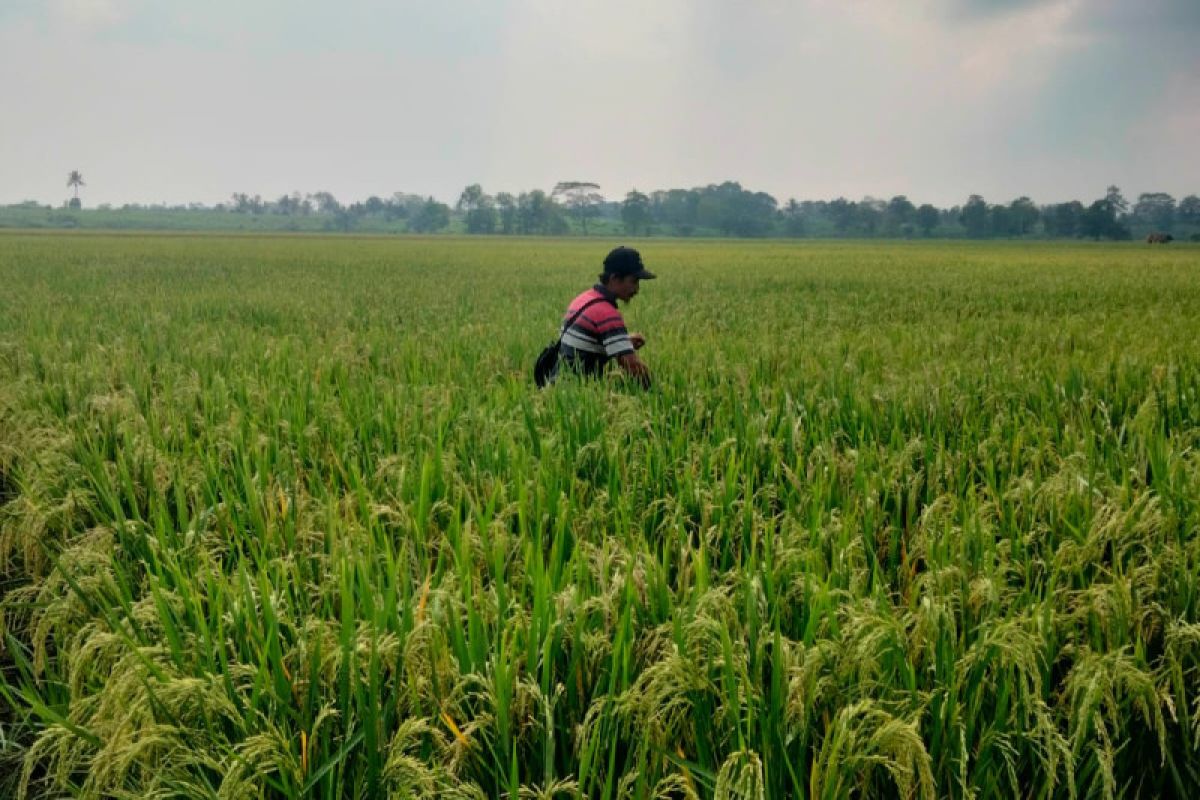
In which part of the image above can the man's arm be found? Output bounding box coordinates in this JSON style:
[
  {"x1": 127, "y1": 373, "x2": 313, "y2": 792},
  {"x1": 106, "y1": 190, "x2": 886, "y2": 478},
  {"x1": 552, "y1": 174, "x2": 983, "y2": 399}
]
[{"x1": 616, "y1": 352, "x2": 652, "y2": 388}]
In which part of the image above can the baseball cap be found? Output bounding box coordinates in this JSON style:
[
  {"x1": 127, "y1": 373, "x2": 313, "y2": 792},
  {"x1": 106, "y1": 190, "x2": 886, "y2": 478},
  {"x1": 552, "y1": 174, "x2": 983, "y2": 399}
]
[{"x1": 603, "y1": 246, "x2": 656, "y2": 279}]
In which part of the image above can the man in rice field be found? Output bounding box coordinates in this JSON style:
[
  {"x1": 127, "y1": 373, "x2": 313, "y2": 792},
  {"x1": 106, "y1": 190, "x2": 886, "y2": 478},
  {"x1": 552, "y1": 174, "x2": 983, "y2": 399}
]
[{"x1": 554, "y1": 246, "x2": 654, "y2": 388}]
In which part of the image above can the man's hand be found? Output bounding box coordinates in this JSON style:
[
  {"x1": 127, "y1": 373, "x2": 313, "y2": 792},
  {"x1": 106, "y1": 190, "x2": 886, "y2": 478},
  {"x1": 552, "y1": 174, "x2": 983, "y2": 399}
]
[
  {"x1": 629, "y1": 333, "x2": 646, "y2": 350},
  {"x1": 616, "y1": 352, "x2": 652, "y2": 389}
]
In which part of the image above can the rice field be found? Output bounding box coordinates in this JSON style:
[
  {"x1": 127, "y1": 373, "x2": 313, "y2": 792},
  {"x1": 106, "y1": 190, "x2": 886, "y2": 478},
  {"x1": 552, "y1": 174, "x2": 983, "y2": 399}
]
[{"x1": 1, "y1": 232, "x2": 1198, "y2": 799}]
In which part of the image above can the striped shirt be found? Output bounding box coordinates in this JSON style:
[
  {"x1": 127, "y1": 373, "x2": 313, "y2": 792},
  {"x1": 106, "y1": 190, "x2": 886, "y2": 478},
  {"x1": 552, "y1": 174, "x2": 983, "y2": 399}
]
[{"x1": 556, "y1": 284, "x2": 633, "y2": 377}]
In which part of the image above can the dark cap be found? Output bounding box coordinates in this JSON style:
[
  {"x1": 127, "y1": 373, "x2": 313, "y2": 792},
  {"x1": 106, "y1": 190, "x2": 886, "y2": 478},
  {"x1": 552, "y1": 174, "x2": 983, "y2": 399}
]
[{"x1": 603, "y1": 246, "x2": 656, "y2": 279}]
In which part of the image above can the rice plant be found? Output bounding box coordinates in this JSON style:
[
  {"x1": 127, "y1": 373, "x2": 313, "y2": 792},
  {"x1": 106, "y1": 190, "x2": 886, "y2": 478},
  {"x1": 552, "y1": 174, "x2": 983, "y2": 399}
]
[{"x1": 1, "y1": 233, "x2": 1198, "y2": 798}]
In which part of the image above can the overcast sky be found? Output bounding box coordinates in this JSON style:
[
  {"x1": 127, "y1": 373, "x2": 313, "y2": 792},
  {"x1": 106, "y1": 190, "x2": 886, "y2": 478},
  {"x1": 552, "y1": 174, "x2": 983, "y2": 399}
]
[{"x1": 2, "y1": 0, "x2": 1197, "y2": 208}]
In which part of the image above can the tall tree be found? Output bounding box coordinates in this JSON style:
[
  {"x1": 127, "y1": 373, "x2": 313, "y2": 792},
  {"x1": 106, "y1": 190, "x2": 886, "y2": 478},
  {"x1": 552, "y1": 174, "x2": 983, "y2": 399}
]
[
  {"x1": 495, "y1": 192, "x2": 517, "y2": 234},
  {"x1": 1079, "y1": 201, "x2": 1113, "y2": 240},
  {"x1": 457, "y1": 184, "x2": 497, "y2": 234},
  {"x1": 331, "y1": 207, "x2": 356, "y2": 232},
  {"x1": 621, "y1": 190, "x2": 651, "y2": 236},
  {"x1": 1179, "y1": 195, "x2": 1200, "y2": 226},
  {"x1": 782, "y1": 199, "x2": 806, "y2": 237},
  {"x1": 552, "y1": 181, "x2": 604, "y2": 235},
  {"x1": 990, "y1": 203, "x2": 1015, "y2": 237},
  {"x1": 1133, "y1": 192, "x2": 1176, "y2": 232},
  {"x1": 960, "y1": 195, "x2": 989, "y2": 238},
  {"x1": 363, "y1": 195, "x2": 386, "y2": 215},
  {"x1": 886, "y1": 195, "x2": 915, "y2": 235},
  {"x1": 516, "y1": 192, "x2": 534, "y2": 234},
  {"x1": 1105, "y1": 185, "x2": 1129, "y2": 216},
  {"x1": 1080, "y1": 196, "x2": 1130, "y2": 240},
  {"x1": 409, "y1": 197, "x2": 450, "y2": 233},
  {"x1": 827, "y1": 198, "x2": 856, "y2": 234},
  {"x1": 915, "y1": 204, "x2": 939, "y2": 237},
  {"x1": 856, "y1": 197, "x2": 886, "y2": 235},
  {"x1": 385, "y1": 192, "x2": 424, "y2": 221},
  {"x1": 651, "y1": 189, "x2": 700, "y2": 236},
  {"x1": 457, "y1": 183, "x2": 484, "y2": 210},
  {"x1": 695, "y1": 182, "x2": 777, "y2": 237},
  {"x1": 66, "y1": 170, "x2": 85, "y2": 208},
  {"x1": 1008, "y1": 197, "x2": 1039, "y2": 236},
  {"x1": 231, "y1": 194, "x2": 265, "y2": 214},
  {"x1": 518, "y1": 190, "x2": 566, "y2": 235},
  {"x1": 311, "y1": 192, "x2": 341, "y2": 214},
  {"x1": 1043, "y1": 201, "x2": 1084, "y2": 238}
]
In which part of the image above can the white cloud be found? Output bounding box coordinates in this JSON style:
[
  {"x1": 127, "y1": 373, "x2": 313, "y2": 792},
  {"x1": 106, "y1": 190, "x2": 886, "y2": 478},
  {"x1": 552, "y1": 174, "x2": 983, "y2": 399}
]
[
  {"x1": 485, "y1": 0, "x2": 695, "y2": 196},
  {"x1": 49, "y1": 0, "x2": 127, "y2": 29},
  {"x1": 953, "y1": 0, "x2": 1089, "y2": 88},
  {"x1": 1, "y1": 0, "x2": 1196, "y2": 207},
  {"x1": 1126, "y1": 61, "x2": 1200, "y2": 188}
]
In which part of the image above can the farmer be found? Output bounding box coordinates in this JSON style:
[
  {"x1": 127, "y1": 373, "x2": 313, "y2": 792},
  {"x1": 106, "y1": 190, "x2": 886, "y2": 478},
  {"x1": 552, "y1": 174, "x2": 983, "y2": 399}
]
[{"x1": 554, "y1": 246, "x2": 654, "y2": 387}]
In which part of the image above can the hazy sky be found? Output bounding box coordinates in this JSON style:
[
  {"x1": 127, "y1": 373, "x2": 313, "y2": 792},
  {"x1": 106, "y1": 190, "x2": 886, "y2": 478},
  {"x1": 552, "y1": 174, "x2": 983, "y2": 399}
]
[{"x1": 3, "y1": 0, "x2": 1197, "y2": 208}]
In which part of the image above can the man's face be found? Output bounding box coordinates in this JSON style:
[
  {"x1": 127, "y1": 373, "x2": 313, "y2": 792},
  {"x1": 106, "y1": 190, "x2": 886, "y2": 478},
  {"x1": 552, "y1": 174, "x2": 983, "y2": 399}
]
[{"x1": 610, "y1": 275, "x2": 641, "y2": 302}]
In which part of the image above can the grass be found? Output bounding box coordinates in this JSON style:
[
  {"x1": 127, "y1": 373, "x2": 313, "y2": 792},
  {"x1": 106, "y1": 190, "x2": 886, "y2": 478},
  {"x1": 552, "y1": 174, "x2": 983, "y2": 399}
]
[{"x1": 0, "y1": 232, "x2": 1198, "y2": 798}]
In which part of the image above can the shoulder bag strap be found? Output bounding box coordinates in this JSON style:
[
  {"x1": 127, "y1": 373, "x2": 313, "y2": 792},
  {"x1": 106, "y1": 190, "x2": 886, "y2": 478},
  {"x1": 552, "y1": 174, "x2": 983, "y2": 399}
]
[{"x1": 556, "y1": 296, "x2": 613, "y2": 346}]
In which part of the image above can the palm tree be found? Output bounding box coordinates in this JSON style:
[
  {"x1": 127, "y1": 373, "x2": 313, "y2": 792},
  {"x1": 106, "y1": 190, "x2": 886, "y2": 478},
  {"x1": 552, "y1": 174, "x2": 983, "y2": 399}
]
[{"x1": 67, "y1": 170, "x2": 85, "y2": 201}]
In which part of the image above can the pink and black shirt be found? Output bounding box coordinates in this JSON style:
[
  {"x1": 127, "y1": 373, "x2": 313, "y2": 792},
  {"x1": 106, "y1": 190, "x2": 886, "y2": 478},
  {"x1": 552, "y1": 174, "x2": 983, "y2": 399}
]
[{"x1": 556, "y1": 284, "x2": 634, "y2": 377}]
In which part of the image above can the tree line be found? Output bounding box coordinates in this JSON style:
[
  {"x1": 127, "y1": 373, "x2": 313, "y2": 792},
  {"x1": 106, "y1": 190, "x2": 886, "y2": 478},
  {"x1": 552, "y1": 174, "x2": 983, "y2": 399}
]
[
  {"x1": 224, "y1": 182, "x2": 1200, "y2": 240},
  {"x1": 17, "y1": 180, "x2": 1200, "y2": 240}
]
